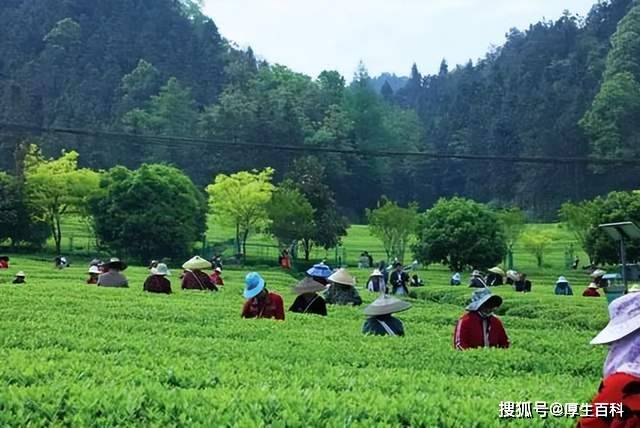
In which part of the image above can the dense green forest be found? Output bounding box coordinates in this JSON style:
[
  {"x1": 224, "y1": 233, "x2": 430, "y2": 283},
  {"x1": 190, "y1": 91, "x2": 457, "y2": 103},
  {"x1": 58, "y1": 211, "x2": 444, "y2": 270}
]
[{"x1": 0, "y1": 0, "x2": 638, "y2": 219}]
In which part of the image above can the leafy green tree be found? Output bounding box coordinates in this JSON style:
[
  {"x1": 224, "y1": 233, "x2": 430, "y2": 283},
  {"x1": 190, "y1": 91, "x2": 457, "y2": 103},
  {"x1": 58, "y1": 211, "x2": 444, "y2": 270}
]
[
  {"x1": 585, "y1": 191, "x2": 640, "y2": 264},
  {"x1": 497, "y1": 207, "x2": 526, "y2": 248},
  {"x1": 267, "y1": 187, "x2": 315, "y2": 258},
  {"x1": 521, "y1": 231, "x2": 553, "y2": 267},
  {"x1": 559, "y1": 200, "x2": 599, "y2": 257},
  {"x1": 206, "y1": 168, "x2": 275, "y2": 257},
  {"x1": 24, "y1": 146, "x2": 100, "y2": 255},
  {"x1": 413, "y1": 197, "x2": 507, "y2": 271},
  {"x1": 116, "y1": 59, "x2": 163, "y2": 116},
  {"x1": 581, "y1": 2, "x2": 640, "y2": 159},
  {"x1": 284, "y1": 157, "x2": 348, "y2": 257},
  {"x1": 0, "y1": 172, "x2": 49, "y2": 248},
  {"x1": 91, "y1": 164, "x2": 206, "y2": 261},
  {"x1": 367, "y1": 198, "x2": 419, "y2": 262}
]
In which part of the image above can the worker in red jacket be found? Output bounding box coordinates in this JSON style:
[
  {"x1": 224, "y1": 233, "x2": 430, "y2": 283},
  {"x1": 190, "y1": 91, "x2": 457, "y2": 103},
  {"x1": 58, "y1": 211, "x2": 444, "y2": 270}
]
[
  {"x1": 0, "y1": 256, "x2": 9, "y2": 269},
  {"x1": 454, "y1": 288, "x2": 509, "y2": 350},
  {"x1": 242, "y1": 272, "x2": 285, "y2": 320},
  {"x1": 578, "y1": 292, "x2": 640, "y2": 427},
  {"x1": 583, "y1": 283, "x2": 601, "y2": 297}
]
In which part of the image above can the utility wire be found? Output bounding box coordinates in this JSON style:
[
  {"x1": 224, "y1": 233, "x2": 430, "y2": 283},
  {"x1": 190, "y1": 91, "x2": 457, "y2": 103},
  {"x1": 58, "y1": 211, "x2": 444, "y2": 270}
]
[{"x1": 0, "y1": 122, "x2": 637, "y2": 166}]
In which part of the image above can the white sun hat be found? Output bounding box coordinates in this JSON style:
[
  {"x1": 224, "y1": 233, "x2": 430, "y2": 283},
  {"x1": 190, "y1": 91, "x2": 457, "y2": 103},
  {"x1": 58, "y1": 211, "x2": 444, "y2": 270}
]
[
  {"x1": 15, "y1": 271, "x2": 25, "y2": 277},
  {"x1": 591, "y1": 293, "x2": 640, "y2": 345},
  {"x1": 590, "y1": 269, "x2": 607, "y2": 278},
  {"x1": 151, "y1": 263, "x2": 171, "y2": 276},
  {"x1": 88, "y1": 265, "x2": 101, "y2": 274},
  {"x1": 488, "y1": 267, "x2": 505, "y2": 276}
]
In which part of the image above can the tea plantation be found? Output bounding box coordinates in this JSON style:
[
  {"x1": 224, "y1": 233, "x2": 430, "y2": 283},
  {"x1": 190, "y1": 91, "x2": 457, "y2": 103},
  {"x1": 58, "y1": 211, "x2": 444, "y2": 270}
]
[{"x1": 0, "y1": 253, "x2": 610, "y2": 427}]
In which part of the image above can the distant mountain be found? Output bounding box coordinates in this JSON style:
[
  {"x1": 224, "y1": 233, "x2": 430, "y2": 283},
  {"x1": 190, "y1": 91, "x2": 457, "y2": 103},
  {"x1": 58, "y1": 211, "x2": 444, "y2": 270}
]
[{"x1": 368, "y1": 73, "x2": 408, "y2": 94}]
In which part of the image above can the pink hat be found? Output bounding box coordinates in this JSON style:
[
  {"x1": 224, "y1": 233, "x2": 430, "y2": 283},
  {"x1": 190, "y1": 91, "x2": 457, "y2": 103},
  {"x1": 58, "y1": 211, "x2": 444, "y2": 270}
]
[{"x1": 591, "y1": 293, "x2": 640, "y2": 345}]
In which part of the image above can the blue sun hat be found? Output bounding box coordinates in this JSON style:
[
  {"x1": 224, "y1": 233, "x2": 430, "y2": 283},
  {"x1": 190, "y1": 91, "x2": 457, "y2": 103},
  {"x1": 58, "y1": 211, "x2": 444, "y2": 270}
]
[
  {"x1": 244, "y1": 272, "x2": 266, "y2": 299},
  {"x1": 306, "y1": 263, "x2": 332, "y2": 278}
]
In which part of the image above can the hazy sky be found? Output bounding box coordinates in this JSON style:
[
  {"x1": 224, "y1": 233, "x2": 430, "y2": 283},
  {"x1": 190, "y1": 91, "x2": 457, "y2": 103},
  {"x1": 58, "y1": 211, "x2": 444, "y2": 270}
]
[{"x1": 203, "y1": 0, "x2": 597, "y2": 79}]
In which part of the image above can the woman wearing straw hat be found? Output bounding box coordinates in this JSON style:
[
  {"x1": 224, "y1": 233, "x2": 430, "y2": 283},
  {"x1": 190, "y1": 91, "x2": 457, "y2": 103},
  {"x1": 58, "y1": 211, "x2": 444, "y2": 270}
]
[
  {"x1": 583, "y1": 282, "x2": 601, "y2": 297},
  {"x1": 366, "y1": 269, "x2": 386, "y2": 293},
  {"x1": 325, "y1": 268, "x2": 362, "y2": 306},
  {"x1": 144, "y1": 263, "x2": 172, "y2": 294},
  {"x1": 577, "y1": 292, "x2": 640, "y2": 427},
  {"x1": 289, "y1": 277, "x2": 327, "y2": 316},
  {"x1": 585, "y1": 269, "x2": 607, "y2": 293},
  {"x1": 486, "y1": 267, "x2": 505, "y2": 286},
  {"x1": 362, "y1": 294, "x2": 411, "y2": 336},
  {"x1": 86, "y1": 265, "x2": 101, "y2": 285},
  {"x1": 181, "y1": 256, "x2": 218, "y2": 291},
  {"x1": 97, "y1": 258, "x2": 129, "y2": 288},
  {"x1": 454, "y1": 288, "x2": 509, "y2": 350},
  {"x1": 242, "y1": 272, "x2": 285, "y2": 320},
  {"x1": 306, "y1": 262, "x2": 332, "y2": 285},
  {"x1": 12, "y1": 271, "x2": 26, "y2": 284},
  {"x1": 554, "y1": 276, "x2": 573, "y2": 296}
]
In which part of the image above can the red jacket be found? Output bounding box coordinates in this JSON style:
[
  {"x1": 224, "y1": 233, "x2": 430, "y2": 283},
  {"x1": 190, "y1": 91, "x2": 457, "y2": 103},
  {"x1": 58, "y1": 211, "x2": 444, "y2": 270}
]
[
  {"x1": 578, "y1": 372, "x2": 640, "y2": 428},
  {"x1": 209, "y1": 272, "x2": 224, "y2": 286},
  {"x1": 583, "y1": 288, "x2": 601, "y2": 297},
  {"x1": 242, "y1": 292, "x2": 285, "y2": 320},
  {"x1": 0, "y1": 260, "x2": 8, "y2": 269},
  {"x1": 454, "y1": 311, "x2": 509, "y2": 350}
]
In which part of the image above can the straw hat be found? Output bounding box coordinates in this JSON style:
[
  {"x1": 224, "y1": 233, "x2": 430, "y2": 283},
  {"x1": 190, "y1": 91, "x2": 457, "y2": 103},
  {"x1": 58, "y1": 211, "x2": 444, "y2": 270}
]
[
  {"x1": 215, "y1": 267, "x2": 222, "y2": 273},
  {"x1": 328, "y1": 268, "x2": 356, "y2": 286},
  {"x1": 306, "y1": 263, "x2": 332, "y2": 279},
  {"x1": 182, "y1": 256, "x2": 211, "y2": 271},
  {"x1": 15, "y1": 271, "x2": 25, "y2": 278},
  {"x1": 244, "y1": 272, "x2": 265, "y2": 299},
  {"x1": 466, "y1": 288, "x2": 502, "y2": 312},
  {"x1": 590, "y1": 269, "x2": 607, "y2": 278},
  {"x1": 506, "y1": 270, "x2": 519, "y2": 281},
  {"x1": 591, "y1": 293, "x2": 640, "y2": 345},
  {"x1": 488, "y1": 267, "x2": 505, "y2": 276},
  {"x1": 627, "y1": 284, "x2": 640, "y2": 293},
  {"x1": 292, "y1": 277, "x2": 327, "y2": 295},
  {"x1": 88, "y1": 265, "x2": 101, "y2": 274},
  {"x1": 151, "y1": 263, "x2": 171, "y2": 276},
  {"x1": 363, "y1": 295, "x2": 412, "y2": 316},
  {"x1": 471, "y1": 270, "x2": 483, "y2": 277},
  {"x1": 452, "y1": 272, "x2": 461, "y2": 281},
  {"x1": 104, "y1": 257, "x2": 127, "y2": 271},
  {"x1": 369, "y1": 269, "x2": 384, "y2": 278},
  {"x1": 588, "y1": 283, "x2": 599, "y2": 289},
  {"x1": 556, "y1": 276, "x2": 568, "y2": 284}
]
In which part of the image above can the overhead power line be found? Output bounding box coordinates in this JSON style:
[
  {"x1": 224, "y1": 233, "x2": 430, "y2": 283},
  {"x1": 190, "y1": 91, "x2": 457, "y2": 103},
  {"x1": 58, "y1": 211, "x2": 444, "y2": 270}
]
[{"x1": 0, "y1": 122, "x2": 637, "y2": 166}]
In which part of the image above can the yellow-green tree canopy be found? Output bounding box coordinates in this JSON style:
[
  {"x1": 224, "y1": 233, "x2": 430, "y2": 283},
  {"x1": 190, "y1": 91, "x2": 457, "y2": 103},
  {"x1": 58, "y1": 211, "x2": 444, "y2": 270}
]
[
  {"x1": 206, "y1": 168, "x2": 275, "y2": 257},
  {"x1": 24, "y1": 145, "x2": 100, "y2": 254},
  {"x1": 521, "y1": 230, "x2": 553, "y2": 268},
  {"x1": 367, "y1": 198, "x2": 419, "y2": 263}
]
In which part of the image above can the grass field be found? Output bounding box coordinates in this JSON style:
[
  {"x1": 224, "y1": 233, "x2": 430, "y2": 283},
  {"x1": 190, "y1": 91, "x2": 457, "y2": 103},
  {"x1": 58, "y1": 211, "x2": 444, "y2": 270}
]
[{"x1": 0, "y1": 231, "x2": 612, "y2": 426}]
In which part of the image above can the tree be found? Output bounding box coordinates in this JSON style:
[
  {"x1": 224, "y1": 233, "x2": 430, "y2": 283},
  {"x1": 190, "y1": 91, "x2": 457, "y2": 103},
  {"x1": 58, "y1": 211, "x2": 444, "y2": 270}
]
[
  {"x1": 90, "y1": 164, "x2": 206, "y2": 261},
  {"x1": 267, "y1": 187, "x2": 315, "y2": 258},
  {"x1": 521, "y1": 231, "x2": 553, "y2": 267},
  {"x1": 0, "y1": 172, "x2": 49, "y2": 248},
  {"x1": 585, "y1": 191, "x2": 640, "y2": 265},
  {"x1": 284, "y1": 157, "x2": 348, "y2": 258},
  {"x1": 413, "y1": 197, "x2": 507, "y2": 271},
  {"x1": 367, "y1": 198, "x2": 419, "y2": 262},
  {"x1": 206, "y1": 168, "x2": 275, "y2": 257},
  {"x1": 559, "y1": 200, "x2": 599, "y2": 257},
  {"x1": 24, "y1": 146, "x2": 100, "y2": 255},
  {"x1": 497, "y1": 207, "x2": 526, "y2": 248}
]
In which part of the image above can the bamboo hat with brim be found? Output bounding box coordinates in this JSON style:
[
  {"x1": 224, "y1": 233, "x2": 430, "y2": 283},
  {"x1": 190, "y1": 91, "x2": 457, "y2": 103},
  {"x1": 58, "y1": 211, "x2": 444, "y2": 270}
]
[
  {"x1": 292, "y1": 277, "x2": 327, "y2": 295},
  {"x1": 182, "y1": 256, "x2": 212, "y2": 271},
  {"x1": 306, "y1": 263, "x2": 332, "y2": 279},
  {"x1": 588, "y1": 283, "x2": 600, "y2": 289},
  {"x1": 328, "y1": 268, "x2": 356, "y2": 286},
  {"x1": 88, "y1": 265, "x2": 101, "y2": 274},
  {"x1": 506, "y1": 270, "x2": 519, "y2": 281},
  {"x1": 471, "y1": 270, "x2": 483, "y2": 277},
  {"x1": 105, "y1": 257, "x2": 127, "y2": 271},
  {"x1": 591, "y1": 292, "x2": 640, "y2": 345},
  {"x1": 15, "y1": 271, "x2": 25, "y2": 278},
  {"x1": 488, "y1": 267, "x2": 505, "y2": 276},
  {"x1": 369, "y1": 269, "x2": 384, "y2": 278},
  {"x1": 151, "y1": 263, "x2": 171, "y2": 276},
  {"x1": 364, "y1": 295, "x2": 412, "y2": 316},
  {"x1": 591, "y1": 269, "x2": 607, "y2": 278}
]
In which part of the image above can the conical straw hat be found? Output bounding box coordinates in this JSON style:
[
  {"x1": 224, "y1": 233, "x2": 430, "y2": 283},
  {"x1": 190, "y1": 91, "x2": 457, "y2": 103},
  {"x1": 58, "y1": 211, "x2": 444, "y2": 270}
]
[
  {"x1": 292, "y1": 277, "x2": 327, "y2": 295},
  {"x1": 182, "y1": 256, "x2": 211, "y2": 270},
  {"x1": 364, "y1": 295, "x2": 411, "y2": 316},
  {"x1": 328, "y1": 268, "x2": 356, "y2": 286}
]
